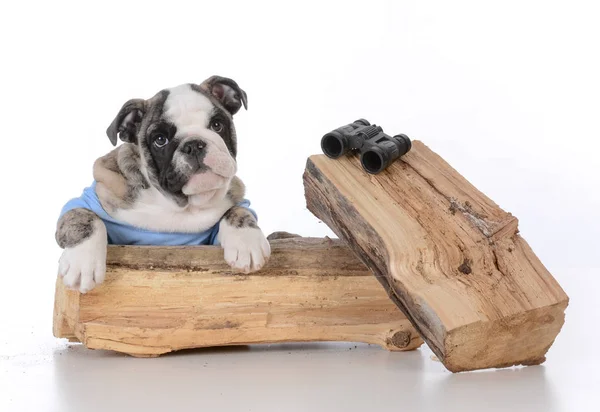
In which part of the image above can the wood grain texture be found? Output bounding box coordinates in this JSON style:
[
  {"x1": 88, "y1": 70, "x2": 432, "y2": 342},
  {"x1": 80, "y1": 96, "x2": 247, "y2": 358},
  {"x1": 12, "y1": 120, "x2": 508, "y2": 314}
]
[
  {"x1": 53, "y1": 237, "x2": 423, "y2": 357},
  {"x1": 303, "y1": 141, "x2": 569, "y2": 372}
]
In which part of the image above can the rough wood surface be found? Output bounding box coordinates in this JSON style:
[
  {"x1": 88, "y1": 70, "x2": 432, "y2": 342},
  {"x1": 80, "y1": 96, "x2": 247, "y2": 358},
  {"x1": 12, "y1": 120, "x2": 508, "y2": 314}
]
[
  {"x1": 303, "y1": 141, "x2": 569, "y2": 372},
  {"x1": 53, "y1": 237, "x2": 423, "y2": 357}
]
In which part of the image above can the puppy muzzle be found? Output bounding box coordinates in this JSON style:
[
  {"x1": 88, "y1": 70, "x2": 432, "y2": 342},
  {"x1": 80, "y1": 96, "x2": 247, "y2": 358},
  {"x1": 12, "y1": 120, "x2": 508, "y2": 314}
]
[{"x1": 179, "y1": 138, "x2": 237, "y2": 201}]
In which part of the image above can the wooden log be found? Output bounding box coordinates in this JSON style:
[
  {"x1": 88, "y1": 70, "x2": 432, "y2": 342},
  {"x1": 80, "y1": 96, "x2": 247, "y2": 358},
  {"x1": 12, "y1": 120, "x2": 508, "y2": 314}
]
[
  {"x1": 53, "y1": 237, "x2": 423, "y2": 357},
  {"x1": 303, "y1": 141, "x2": 569, "y2": 372}
]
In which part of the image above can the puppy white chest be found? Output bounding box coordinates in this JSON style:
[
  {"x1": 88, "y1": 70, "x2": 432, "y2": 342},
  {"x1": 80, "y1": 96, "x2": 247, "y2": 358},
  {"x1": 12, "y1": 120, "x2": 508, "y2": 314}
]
[{"x1": 113, "y1": 188, "x2": 231, "y2": 233}]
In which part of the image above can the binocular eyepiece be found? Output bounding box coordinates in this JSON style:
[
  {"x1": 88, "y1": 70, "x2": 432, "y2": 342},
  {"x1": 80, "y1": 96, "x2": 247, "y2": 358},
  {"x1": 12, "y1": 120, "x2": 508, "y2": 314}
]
[{"x1": 321, "y1": 119, "x2": 412, "y2": 174}]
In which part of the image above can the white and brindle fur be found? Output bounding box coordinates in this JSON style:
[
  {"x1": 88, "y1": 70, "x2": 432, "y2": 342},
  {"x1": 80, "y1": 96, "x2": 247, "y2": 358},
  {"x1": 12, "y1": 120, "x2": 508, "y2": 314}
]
[{"x1": 56, "y1": 76, "x2": 270, "y2": 293}]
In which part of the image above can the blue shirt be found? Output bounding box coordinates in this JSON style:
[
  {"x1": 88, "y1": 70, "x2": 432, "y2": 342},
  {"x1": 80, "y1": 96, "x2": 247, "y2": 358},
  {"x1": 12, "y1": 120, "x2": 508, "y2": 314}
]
[{"x1": 59, "y1": 182, "x2": 255, "y2": 246}]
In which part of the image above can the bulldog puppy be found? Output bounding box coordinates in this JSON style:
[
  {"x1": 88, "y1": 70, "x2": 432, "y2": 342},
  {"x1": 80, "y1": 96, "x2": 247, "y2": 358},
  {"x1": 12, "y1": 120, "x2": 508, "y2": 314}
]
[{"x1": 55, "y1": 76, "x2": 270, "y2": 293}]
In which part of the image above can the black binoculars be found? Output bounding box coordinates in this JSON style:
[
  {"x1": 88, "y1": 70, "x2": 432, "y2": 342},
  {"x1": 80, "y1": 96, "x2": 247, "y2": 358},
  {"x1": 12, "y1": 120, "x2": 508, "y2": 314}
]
[{"x1": 320, "y1": 119, "x2": 412, "y2": 174}]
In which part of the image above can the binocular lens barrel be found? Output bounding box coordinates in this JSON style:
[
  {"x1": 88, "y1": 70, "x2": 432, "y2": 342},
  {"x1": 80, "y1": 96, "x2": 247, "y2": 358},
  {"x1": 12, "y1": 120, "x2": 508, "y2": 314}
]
[
  {"x1": 321, "y1": 119, "x2": 371, "y2": 159},
  {"x1": 321, "y1": 132, "x2": 347, "y2": 158},
  {"x1": 360, "y1": 134, "x2": 412, "y2": 174},
  {"x1": 360, "y1": 148, "x2": 387, "y2": 174}
]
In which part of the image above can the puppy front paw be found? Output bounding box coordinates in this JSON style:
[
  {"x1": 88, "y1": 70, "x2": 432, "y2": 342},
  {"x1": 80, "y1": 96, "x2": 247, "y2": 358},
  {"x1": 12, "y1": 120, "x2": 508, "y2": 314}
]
[
  {"x1": 57, "y1": 223, "x2": 107, "y2": 293},
  {"x1": 219, "y1": 225, "x2": 271, "y2": 273}
]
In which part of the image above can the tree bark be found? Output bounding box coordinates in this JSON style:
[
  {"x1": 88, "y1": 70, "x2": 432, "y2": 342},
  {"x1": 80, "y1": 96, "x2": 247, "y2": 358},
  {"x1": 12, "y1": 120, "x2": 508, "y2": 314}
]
[
  {"x1": 53, "y1": 238, "x2": 422, "y2": 357},
  {"x1": 303, "y1": 141, "x2": 568, "y2": 372}
]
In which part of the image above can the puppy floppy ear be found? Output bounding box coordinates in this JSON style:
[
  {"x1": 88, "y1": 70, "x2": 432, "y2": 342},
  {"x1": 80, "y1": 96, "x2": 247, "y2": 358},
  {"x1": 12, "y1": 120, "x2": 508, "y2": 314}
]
[
  {"x1": 199, "y1": 76, "x2": 248, "y2": 115},
  {"x1": 106, "y1": 99, "x2": 145, "y2": 146}
]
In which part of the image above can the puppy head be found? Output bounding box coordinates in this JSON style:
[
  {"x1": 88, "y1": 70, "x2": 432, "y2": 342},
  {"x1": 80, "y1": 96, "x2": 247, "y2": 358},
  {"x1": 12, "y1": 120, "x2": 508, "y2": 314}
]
[{"x1": 106, "y1": 76, "x2": 247, "y2": 207}]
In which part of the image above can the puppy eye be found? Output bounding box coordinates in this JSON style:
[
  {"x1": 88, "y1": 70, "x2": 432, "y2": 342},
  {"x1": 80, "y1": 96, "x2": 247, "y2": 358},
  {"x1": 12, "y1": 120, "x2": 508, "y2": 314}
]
[
  {"x1": 210, "y1": 120, "x2": 223, "y2": 133},
  {"x1": 154, "y1": 135, "x2": 169, "y2": 148}
]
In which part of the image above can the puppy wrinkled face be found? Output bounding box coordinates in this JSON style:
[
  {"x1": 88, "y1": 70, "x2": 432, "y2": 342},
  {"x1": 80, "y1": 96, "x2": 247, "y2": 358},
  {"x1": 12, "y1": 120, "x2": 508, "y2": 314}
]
[{"x1": 134, "y1": 84, "x2": 240, "y2": 207}]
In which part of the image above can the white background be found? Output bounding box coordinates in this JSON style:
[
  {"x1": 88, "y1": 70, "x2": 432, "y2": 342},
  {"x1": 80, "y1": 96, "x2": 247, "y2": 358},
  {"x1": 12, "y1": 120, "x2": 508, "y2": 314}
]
[{"x1": 1, "y1": 1, "x2": 599, "y2": 411}]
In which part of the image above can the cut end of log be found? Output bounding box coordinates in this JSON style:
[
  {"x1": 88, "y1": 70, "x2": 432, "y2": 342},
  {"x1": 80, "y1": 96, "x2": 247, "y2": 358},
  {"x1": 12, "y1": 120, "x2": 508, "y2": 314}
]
[
  {"x1": 388, "y1": 331, "x2": 412, "y2": 349},
  {"x1": 443, "y1": 302, "x2": 567, "y2": 372}
]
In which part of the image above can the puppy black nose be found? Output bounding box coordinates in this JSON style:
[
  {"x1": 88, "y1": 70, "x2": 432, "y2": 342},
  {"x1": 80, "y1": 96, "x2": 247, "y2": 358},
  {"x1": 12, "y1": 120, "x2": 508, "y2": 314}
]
[{"x1": 182, "y1": 140, "x2": 206, "y2": 156}]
